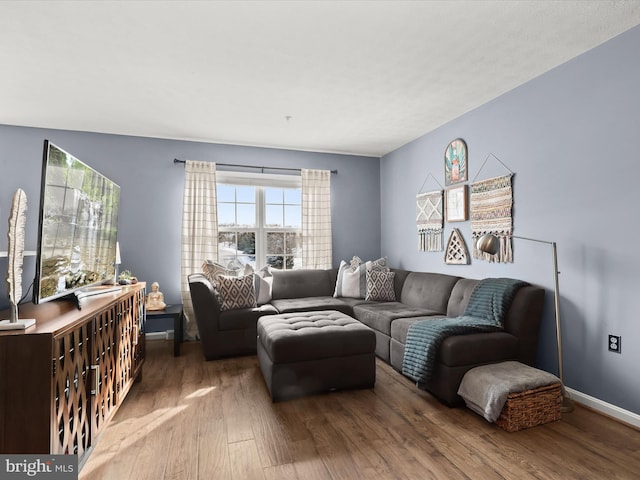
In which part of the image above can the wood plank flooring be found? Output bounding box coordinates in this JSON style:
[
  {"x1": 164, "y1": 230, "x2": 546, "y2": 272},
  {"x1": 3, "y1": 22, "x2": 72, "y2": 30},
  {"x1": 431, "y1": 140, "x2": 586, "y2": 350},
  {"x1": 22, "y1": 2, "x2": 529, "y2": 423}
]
[{"x1": 80, "y1": 340, "x2": 640, "y2": 480}]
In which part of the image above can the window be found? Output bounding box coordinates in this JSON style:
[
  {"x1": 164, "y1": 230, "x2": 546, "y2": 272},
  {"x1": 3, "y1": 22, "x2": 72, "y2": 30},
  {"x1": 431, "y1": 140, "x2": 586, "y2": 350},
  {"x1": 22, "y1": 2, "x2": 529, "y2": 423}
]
[{"x1": 217, "y1": 172, "x2": 302, "y2": 270}]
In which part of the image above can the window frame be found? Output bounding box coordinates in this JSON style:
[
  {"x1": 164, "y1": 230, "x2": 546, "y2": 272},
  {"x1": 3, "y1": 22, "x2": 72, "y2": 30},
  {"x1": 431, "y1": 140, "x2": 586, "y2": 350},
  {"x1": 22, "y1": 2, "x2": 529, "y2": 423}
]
[{"x1": 216, "y1": 171, "x2": 302, "y2": 270}]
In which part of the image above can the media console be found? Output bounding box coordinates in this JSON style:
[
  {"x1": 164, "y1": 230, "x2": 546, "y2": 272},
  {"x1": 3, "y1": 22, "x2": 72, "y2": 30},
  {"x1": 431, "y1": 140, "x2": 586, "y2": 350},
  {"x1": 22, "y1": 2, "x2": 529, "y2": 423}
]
[{"x1": 0, "y1": 283, "x2": 145, "y2": 468}]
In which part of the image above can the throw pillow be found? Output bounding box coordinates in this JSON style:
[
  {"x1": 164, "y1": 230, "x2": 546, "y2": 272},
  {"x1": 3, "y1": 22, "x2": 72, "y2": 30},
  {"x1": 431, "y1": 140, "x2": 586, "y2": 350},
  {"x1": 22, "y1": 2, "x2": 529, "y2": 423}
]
[
  {"x1": 365, "y1": 269, "x2": 396, "y2": 301},
  {"x1": 334, "y1": 256, "x2": 388, "y2": 298},
  {"x1": 202, "y1": 260, "x2": 236, "y2": 286},
  {"x1": 217, "y1": 274, "x2": 257, "y2": 311},
  {"x1": 254, "y1": 275, "x2": 273, "y2": 305}
]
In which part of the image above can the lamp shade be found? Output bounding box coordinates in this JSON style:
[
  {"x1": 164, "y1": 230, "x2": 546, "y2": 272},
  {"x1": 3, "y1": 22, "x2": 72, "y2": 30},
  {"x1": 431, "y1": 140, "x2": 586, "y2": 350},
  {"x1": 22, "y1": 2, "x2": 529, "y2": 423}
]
[
  {"x1": 476, "y1": 233, "x2": 500, "y2": 255},
  {"x1": 115, "y1": 241, "x2": 122, "y2": 265}
]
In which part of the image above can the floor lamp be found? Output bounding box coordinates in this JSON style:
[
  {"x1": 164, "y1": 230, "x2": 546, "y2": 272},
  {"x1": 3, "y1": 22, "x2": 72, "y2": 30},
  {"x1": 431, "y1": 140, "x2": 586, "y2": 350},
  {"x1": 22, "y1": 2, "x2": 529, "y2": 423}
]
[{"x1": 476, "y1": 233, "x2": 575, "y2": 413}]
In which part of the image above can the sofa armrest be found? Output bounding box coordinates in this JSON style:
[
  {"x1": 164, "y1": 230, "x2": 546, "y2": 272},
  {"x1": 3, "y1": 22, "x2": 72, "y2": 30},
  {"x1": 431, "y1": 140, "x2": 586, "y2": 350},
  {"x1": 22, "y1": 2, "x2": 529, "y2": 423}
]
[
  {"x1": 503, "y1": 285, "x2": 545, "y2": 365},
  {"x1": 188, "y1": 273, "x2": 222, "y2": 358}
]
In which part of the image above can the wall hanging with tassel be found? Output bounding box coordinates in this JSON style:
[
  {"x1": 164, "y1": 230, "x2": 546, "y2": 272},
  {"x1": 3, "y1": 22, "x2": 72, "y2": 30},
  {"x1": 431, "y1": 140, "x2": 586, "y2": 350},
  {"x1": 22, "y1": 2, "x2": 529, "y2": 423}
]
[
  {"x1": 416, "y1": 189, "x2": 443, "y2": 252},
  {"x1": 470, "y1": 173, "x2": 514, "y2": 263}
]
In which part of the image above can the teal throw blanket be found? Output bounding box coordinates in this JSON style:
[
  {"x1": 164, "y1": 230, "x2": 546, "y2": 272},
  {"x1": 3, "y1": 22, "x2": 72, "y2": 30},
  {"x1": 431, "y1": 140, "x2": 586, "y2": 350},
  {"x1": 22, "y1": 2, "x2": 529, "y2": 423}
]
[{"x1": 402, "y1": 278, "x2": 527, "y2": 386}]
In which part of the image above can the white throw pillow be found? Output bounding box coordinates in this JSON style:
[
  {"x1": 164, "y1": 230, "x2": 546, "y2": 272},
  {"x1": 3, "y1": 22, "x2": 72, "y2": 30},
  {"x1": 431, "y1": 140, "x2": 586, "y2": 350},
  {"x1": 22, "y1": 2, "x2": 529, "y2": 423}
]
[{"x1": 334, "y1": 256, "x2": 388, "y2": 299}]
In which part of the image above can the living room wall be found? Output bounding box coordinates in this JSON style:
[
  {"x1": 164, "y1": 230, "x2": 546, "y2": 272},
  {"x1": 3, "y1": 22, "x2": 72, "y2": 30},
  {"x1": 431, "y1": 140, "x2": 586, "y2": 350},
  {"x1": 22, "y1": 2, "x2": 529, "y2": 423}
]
[
  {"x1": 380, "y1": 25, "x2": 640, "y2": 416},
  {"x1": 0, "y1": 127, "x2": 381, "y2": 323}
]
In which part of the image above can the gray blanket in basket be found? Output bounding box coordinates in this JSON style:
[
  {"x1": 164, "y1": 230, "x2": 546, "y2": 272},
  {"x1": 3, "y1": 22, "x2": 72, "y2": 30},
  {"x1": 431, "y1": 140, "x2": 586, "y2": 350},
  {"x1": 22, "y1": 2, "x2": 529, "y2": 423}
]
[{"x1": 457, "y1": 361, "x2": 562, "y2": 422}]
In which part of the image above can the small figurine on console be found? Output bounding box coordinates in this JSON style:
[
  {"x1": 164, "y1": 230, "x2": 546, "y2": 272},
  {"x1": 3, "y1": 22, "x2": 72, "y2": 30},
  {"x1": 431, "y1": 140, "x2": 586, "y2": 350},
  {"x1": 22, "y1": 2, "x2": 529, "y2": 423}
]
[{"x1": 146, "y1": 282, "x2": 166, "y2": 311}]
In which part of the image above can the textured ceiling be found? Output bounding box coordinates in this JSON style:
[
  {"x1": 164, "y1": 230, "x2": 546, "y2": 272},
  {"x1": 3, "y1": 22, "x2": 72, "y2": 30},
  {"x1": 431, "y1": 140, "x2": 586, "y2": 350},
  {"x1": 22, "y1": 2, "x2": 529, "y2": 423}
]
[{"x1": 2, "y1": 1, "x2": 640, "y2": 157}]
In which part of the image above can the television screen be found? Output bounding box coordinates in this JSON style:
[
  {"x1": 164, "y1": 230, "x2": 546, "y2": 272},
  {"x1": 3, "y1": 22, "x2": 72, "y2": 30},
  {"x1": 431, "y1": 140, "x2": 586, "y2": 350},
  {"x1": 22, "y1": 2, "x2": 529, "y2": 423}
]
[{"x1": 34, "y1": 140, "x2": 120, "y2": 304}]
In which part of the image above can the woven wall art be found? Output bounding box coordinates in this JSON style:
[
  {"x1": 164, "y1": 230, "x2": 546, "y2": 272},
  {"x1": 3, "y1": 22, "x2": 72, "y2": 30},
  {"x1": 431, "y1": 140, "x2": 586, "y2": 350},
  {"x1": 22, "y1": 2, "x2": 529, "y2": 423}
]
[
  {"x1": 416, "y1": 190, "x2": 443, "y2": 252},
  {"x1": 470, "y1": 174, "x2": 514, "y2": 263}
]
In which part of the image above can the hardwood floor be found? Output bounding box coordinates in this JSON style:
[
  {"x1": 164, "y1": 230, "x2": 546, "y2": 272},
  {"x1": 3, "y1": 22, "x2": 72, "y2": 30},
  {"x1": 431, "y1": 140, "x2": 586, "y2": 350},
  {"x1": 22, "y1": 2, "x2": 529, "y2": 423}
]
[{"x1": 80, "y1": 340, "x2": 640, "y2": 480}]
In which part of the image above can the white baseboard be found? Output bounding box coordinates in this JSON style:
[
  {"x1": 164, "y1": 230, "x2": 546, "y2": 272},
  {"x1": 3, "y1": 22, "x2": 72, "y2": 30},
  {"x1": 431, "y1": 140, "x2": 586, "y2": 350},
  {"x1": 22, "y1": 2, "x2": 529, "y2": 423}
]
[
  {"x1": 145, "y1": 330, "x2": 175, "y2": 341},
  {"x1": 567, "y1": 387, "x2": 640, "y2": 430}
]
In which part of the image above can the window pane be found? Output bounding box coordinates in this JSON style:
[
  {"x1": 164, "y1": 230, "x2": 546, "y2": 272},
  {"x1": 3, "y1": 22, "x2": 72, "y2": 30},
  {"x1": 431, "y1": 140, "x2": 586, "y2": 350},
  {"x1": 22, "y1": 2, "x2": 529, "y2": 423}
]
[
  {"x1": 236, "y1": 186, "x2": 255, "y2": 203},
  {"x1": 217, "y1": 184, "x2": 235, "y2": 203},
  {"x1": 267, "y1": 255, "x2": 284, "y2": 269},
  {"x1": 236, "y1": 204, "x2": 255, "y2": 227},
  {"x1": 237, "y1": 232, "x2": 256, "y2": 255},
  {"x1": 218, "y1": 231, "x2": 235, "y2": 247},
  {"x1": 218, "y1": 232, "x2": 236, "y2": 265},
  {"x1": 285, "y1": 256, "x2": 295, "y2": 270},
  {"x1": 265, "y1": 188, "x2": 283, "y2": 204},
  {"x1": 285, "y1": 232, "x2": 302, "y2": 254},
  {"x1": 284, "y1": 205, "x2": 301, "y2": 228},
  {"x1": 267, "y1": 232, "x2": 284, "y2": 254},
  {"x1": 218, "y1": 232, "x2": 256, "y2": 269},
  {"x1": 284, "y1": 189, "x2": 301, "y2": 204},
  {"x1": 237, "y1": 255, "x2": 256, "y2": 269},
  {"x1": 265, "y1": 205, "x2": 283, "y2": 227},
  {"x1": 218, "y1": 203, "x2": 235, "y2": 226}
]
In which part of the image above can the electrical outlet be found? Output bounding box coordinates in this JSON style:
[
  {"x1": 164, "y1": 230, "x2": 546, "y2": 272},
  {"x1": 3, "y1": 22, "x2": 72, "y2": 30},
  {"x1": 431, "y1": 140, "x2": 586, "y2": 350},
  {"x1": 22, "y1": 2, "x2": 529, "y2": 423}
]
[{"x1": 608, "y1": 334, "x2": 621, "y2": 354}]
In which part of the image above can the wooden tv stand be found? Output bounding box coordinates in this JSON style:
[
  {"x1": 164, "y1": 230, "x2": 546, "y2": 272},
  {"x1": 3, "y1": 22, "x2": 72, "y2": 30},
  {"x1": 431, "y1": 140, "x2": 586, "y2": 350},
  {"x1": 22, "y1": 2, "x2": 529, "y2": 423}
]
[{"x1": 0, "y1": 283, "x2": 146, "y2": 468}]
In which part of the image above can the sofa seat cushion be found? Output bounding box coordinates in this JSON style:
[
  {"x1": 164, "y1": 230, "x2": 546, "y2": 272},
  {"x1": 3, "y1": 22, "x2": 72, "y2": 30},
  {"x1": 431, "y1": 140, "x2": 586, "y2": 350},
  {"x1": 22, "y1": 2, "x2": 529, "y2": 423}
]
[
  {"x1": 390, "y1": 315, "x2": 446, "y2": 343},
  {"x1": 335, "y1": 297, "x2": 376, "y2": 309},
  {"x1": 219, "y1": 304, "x2": 278, "y2": 331},
  {"x1": 353, "y1": 303, "x2": 441, "y2": 335},
  {"x1": 391, "y1": 315, "x2": 519, "y2": 367},
  {"x1": 269, "y1": 296, "x2": 352, "y2": 315}
]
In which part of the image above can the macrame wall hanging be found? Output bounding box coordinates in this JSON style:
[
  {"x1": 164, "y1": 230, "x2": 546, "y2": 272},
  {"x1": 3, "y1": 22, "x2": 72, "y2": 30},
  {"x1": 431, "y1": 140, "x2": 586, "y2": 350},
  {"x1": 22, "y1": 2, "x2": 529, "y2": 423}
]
[
  {"x1": 416, "y1": 173, "x2": 444, "y2": 252},
  {"x1": 470, "y1": 154, "x2": 514, "y2": 263},
  {"x1": 444, "y1": 228, "x2": 470, "y2": 265}
]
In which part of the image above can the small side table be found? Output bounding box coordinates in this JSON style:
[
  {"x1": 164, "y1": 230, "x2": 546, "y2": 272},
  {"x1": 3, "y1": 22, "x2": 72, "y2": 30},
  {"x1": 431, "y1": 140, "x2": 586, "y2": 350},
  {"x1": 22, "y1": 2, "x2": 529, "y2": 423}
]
[{"x1": 146, "y1": 304, "x2": 184, "y2": 356}]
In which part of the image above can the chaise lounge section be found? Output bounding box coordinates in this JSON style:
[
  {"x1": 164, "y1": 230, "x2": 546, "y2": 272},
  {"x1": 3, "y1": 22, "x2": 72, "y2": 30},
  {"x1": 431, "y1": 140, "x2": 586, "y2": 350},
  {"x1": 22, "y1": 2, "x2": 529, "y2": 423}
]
[{"x1": 188, "y1": 267, "x2": 545, "y2": 405}]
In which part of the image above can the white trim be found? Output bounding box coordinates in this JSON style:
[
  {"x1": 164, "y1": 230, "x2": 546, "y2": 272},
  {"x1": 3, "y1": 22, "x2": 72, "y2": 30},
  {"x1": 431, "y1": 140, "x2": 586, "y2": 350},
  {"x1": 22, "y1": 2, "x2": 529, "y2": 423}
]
[
  {"x1": 567, "y1": 387, "x2": 640, "y2": 430},
  {"x1": 217, "y1": 170, "x2": 301, "y2": 188}
]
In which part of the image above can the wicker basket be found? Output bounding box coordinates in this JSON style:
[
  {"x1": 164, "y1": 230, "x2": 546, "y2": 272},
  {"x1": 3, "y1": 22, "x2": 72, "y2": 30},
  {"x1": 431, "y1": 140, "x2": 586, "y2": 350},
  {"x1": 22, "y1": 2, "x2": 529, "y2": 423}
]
[{"x1": 495, "y1": 382, "x2": 562, "y2": 432}]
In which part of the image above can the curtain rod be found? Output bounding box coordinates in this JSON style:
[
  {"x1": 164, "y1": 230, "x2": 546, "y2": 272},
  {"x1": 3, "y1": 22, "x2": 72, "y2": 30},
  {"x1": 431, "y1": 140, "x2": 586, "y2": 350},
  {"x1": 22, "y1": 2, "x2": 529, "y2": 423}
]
[{"x1": 173, "y1": 158, "x2": 337, "y2": 174}]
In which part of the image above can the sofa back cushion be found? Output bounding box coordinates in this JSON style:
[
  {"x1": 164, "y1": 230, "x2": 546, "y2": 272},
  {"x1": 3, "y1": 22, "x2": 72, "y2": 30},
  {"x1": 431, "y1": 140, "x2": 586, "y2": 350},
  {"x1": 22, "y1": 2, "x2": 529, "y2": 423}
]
[
  {"x1": 399, "y1": 272, "x2": 460, "y2": 313},
  {"x1": 446, "y1": 278, "x2": 479, "y2": 317},
  {"x1": 270, "y1": 268, "x2": 336, "y2": 299},
  {"x1": 390, "y1": 269, "x2": 411, "y2": 302}
]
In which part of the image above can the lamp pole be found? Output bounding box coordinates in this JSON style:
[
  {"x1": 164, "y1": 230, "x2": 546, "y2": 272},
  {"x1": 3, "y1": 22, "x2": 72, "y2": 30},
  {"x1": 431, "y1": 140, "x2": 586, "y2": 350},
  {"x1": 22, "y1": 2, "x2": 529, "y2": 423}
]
[{"x1": 477, "y1": 234, "x2": 574, "y2": 412}]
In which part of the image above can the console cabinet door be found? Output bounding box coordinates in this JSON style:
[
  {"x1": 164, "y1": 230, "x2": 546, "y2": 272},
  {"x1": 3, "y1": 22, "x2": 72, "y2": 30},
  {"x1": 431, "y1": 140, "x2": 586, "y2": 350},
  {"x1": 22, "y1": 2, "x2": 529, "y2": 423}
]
[
  {"x1": 133, "y1": 287, "x2": 146, "y2": 377},
  {"x1": 51, "y1": 322, "x2": 92, "y2": 460},
  {"x1": 91, "y1": 305, "x2": 119, "y2": 437}
]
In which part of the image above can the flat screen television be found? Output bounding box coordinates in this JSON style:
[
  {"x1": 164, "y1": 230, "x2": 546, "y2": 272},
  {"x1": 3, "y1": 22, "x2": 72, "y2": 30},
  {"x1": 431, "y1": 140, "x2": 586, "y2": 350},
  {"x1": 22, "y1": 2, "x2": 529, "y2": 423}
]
[{"x1": 33, "y1": 140, "x2": 120, "y2": 304}]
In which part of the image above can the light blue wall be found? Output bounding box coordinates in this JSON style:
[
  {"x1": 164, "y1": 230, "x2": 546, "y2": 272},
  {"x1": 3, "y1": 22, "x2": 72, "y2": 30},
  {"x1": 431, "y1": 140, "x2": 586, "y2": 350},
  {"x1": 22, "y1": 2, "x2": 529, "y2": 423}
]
[
  {"x1": 381, "y1": 26, "x2": 640, "y2": 415},
  {"x1": 0, "y1": 127, "x2": 381, "y2": 316}
]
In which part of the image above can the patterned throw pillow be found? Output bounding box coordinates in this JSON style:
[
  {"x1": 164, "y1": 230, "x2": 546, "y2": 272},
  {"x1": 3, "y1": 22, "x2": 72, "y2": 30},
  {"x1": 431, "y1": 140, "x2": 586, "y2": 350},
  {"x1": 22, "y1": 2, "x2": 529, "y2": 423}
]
[
  {"x1": 334, "y1": 256, "x2": 388, "y2": 299},
  {"x1": 202, "y1": 260, "x2": 236, "y2": 286},
  {"x1": 365, "y1": 269, "x2": 396, "y2": 302},
  {"x1": 217, "y1": 274, "x2": 257, "y2": 311}
]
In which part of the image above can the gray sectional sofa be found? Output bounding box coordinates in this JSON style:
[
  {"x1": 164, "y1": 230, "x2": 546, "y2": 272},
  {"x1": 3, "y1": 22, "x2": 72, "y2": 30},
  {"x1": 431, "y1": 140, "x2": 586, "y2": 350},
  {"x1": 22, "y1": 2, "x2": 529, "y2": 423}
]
[{"x1": 188, "y1": 267, "x2": 545, "y2": 405}]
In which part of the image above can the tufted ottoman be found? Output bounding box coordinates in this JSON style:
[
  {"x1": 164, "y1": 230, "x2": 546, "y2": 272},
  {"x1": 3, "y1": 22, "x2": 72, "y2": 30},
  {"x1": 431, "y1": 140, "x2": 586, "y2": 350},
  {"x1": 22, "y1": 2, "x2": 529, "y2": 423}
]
[{"x1": 257, "y1": 310, "x2": 376, "y2": 402}]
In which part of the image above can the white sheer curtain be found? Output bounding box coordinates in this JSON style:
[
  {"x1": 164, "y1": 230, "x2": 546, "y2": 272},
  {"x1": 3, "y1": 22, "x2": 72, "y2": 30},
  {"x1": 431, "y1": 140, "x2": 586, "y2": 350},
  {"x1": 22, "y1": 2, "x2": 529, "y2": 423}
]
[
  {"x1": 302, "y1": 169, "x2": 332, "y2": 269},
  {"x1": 181, "y1": 160, "x2": 218, "y2": 339}
]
